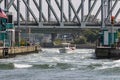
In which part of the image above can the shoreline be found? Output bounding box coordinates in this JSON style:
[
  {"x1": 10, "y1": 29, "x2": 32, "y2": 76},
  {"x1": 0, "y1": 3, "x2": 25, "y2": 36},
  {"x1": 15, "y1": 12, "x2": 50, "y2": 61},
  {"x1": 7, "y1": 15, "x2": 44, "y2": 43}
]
[{"x1": 42, "y1": 44, "x2": 95, "y2": 49}]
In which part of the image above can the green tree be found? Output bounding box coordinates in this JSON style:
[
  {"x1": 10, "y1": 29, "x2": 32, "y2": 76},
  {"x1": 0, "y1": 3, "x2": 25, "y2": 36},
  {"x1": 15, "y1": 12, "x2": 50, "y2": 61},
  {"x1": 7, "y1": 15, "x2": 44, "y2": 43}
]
[
  {"x1": 83, "y1": 29, "x2": 99, "y2": 43},
  {"x1": 54, "y1": 39, "x2": 62, "y2": 46},
  {"x1": 117, "y1": 31, "x2": 120, "y2": 38},
  {"x1": 74, "y1": 36, "x2": 86, "y2": 44}
]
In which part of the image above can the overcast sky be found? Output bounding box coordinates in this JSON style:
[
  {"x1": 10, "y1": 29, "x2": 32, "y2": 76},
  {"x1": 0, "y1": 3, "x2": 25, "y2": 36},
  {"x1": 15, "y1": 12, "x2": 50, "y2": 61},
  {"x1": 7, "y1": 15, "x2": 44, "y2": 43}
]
[{"x1": 1, "y1": 0, "x2": 120, "y2": 21}]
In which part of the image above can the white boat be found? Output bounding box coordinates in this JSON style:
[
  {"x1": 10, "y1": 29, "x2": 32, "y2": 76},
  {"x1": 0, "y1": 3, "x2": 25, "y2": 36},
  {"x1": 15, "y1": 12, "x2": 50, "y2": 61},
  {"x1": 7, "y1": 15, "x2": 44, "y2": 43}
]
[{"x1": 59, "y1": 43, "x2": 76, "y2": 53}]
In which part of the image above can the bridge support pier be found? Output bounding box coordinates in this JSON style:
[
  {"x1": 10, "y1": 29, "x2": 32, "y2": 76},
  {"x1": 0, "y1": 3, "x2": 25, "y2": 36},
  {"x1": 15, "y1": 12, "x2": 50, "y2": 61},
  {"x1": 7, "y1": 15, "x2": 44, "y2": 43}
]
[{"x1": 51, "y1": 33, "x2": 57, "y2": 45}]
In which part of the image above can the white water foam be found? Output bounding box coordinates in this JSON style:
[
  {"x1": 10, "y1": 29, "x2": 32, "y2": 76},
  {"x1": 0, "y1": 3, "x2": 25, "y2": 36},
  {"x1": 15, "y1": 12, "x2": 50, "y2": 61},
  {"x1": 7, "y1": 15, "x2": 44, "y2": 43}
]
[
  {"x1": 95, "y1": 60, "x2": 120, "y2": 70},
  {"x1": 14, "y1": 63, "x2": 33, "y2": 68},
  {"x1": 76, "y1": 49, "x2": 95, "y2": 54},
  {"x1": 42, "y1": 48, "x2": 60, "y2": 54}
]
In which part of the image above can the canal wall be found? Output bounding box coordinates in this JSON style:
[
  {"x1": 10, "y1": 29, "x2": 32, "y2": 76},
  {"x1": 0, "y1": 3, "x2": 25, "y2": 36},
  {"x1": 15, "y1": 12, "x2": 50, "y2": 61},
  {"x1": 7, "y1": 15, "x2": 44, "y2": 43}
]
[{"x1": 0, "y1": 46, "x2": 41, "y2": 58}]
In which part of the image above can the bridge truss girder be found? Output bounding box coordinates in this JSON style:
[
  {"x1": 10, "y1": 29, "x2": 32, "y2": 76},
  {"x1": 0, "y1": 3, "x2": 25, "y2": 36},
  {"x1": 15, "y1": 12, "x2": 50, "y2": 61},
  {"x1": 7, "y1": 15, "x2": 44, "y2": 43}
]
[{"x1": 0, "y1": 0, "x2": 120, "y2": 29}]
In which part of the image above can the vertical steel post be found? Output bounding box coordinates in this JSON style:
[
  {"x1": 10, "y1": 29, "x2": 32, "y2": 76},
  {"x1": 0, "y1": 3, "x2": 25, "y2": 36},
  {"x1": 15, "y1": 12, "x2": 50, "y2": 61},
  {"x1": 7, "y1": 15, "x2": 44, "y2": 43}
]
[
  {"x1": 60, "y1": 0, "x2": 63, "y2": 26},
  {"x1": 69, "y1": 0, "x2": 71, "y2": 21},
  {"x1": 61, "y1": 0, "x2": 63, "y2": 22},
  {"x1": 26, "y1": 0, "x2": 30, "y2": 21},
  {"x1": 105, "y1": 0, "x2": 109, "y2": 22},
  {"x1": 48, "y1": 0, "x2": 51, "y2": 21},
  {"x1": 88, "y1": 0, "x2": 91, "y2": 12},
  {"x1": 17, "y1": 0, "x2": 20, "y2": 28},
  {"x1": 81, "y1": 0, "x2": 84, "y2": 22},
  {"x1": 101, "y1": 0, "x2": 105, "y2": 28},
  {"x1": 17, "y1": 0, "x2": 20, "y2": 46},
  {"x1": 4, "y1": 0, "x2": 8, "y2": 11},
  {"x1": 39, "y1": 0, "x2": 42, "y2": 22},
  {"x1": 108, "y1": 0, "x2": 111, "y2": 22},
  {"x1": 88, "y1": 0, "x2": 92, "y2": 22}
]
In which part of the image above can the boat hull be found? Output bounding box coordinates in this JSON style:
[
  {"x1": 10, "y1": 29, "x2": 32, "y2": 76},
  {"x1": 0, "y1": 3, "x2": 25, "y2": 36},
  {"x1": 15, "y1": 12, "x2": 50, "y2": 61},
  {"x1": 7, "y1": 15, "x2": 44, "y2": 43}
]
[{"x1": 59, "y1": 47, "x2": 75, "y2": 53}]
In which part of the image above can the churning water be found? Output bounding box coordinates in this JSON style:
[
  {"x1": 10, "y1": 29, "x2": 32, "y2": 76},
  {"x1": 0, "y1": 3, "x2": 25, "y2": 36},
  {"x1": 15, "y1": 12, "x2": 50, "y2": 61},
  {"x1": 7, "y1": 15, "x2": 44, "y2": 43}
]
[{"x1": 0, "y1": 48, "x2": 120, "y2": 80}]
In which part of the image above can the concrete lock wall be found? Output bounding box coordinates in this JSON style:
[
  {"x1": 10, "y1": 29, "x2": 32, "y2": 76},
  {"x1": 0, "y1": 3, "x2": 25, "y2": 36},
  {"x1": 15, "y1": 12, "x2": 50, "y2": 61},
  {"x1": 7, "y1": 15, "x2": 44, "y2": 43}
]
[{"x1": 0, "y1": 46, "x2": 40, "y2": 58}]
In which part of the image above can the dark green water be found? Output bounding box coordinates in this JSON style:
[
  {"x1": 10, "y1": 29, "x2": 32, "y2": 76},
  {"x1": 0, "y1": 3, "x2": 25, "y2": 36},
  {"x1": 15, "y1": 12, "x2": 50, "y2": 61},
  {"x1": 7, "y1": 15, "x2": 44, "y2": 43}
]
[{"x1": 0, "y1": 48, "x2": 120, "y2": 80}]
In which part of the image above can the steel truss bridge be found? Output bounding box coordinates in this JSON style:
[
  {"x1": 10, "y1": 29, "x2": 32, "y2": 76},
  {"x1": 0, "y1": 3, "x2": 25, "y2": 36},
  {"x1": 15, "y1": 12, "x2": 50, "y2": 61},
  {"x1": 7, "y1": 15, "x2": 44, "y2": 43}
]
[{"x1": 1, "y1": 0, "x2": 120, "y2": 33}]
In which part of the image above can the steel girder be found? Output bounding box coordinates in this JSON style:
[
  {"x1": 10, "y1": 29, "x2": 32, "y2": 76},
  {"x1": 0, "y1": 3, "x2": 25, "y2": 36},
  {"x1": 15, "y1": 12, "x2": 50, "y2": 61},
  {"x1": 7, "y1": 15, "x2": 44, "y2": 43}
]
[{"x1": 0, "y1": 0, "x2": 120, "y2": 28}]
